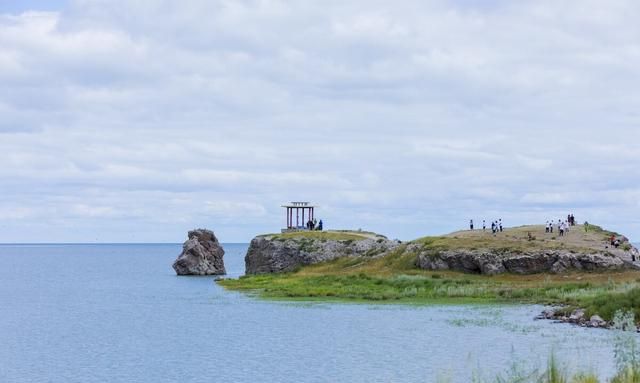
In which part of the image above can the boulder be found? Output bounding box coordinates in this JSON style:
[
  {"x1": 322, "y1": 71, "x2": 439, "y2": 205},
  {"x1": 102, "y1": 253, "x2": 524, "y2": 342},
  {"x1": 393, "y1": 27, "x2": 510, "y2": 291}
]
[
  {"x1": 172, "y1": 229, "x2": 226, "y2": 275},
  {"x1": 569, "y1": 309, "x2": 585, "y2": 322},
  {"x1": 589, "y1": 315, "x2": 607, "y2": 328}
]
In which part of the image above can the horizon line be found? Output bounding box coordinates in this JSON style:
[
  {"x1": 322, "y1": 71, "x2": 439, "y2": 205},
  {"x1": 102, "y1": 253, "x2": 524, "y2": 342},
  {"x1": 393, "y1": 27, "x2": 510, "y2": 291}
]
[{"x1": 0, "y1": 242, "x2": 251, "y2": 245}]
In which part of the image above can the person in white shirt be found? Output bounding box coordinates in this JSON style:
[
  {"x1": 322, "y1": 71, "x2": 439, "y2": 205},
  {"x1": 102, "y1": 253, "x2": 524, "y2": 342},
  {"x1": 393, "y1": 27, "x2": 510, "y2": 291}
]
[{"x1": 558, "y1": 220, "x2": 563, "y2": 236}]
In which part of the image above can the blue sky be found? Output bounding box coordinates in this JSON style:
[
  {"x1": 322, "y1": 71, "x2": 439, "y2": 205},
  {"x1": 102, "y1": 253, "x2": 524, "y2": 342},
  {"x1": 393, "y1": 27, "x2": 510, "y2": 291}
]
[
  {"x1": 0, "y1": 0, "x2": 67, "y2": 13},
  {"x1": 0, "y1": 1, "x2": 639, "y2": 243}
]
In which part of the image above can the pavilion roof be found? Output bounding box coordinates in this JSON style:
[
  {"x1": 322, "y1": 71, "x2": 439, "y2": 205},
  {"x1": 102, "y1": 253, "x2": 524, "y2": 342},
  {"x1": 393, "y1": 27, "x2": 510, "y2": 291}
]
[{"x1": 281, "y1": 202, "x2": 316, "y2": 208}]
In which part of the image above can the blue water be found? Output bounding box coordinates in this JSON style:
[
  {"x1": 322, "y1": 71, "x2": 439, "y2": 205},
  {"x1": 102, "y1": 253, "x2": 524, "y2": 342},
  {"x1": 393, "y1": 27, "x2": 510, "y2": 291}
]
[{"x1": 0, "y1": 243, "x2": 635, "y2": 382}]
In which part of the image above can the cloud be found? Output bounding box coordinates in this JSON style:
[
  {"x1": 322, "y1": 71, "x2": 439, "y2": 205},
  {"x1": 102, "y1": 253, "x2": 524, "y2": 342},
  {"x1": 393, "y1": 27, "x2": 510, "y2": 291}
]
[{"x1": 0, "y1": 0, "x2": 639, "y2": 242}]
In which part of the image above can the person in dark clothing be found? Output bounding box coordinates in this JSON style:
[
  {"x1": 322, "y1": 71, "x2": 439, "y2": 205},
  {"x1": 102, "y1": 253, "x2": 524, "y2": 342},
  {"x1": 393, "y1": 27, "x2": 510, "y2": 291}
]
[
  {"x1": 491, "y1": 221, "x2": 496, "y2": 234},
  {"x1": 470, "y1": 219, "x2": 474, "y2": 230},
  {"x1": 483, "y1": 220, "x2": 486, "y2": 231},
  {"x1": 318, "y1": 220, "x2": 323, "y2": 231}
]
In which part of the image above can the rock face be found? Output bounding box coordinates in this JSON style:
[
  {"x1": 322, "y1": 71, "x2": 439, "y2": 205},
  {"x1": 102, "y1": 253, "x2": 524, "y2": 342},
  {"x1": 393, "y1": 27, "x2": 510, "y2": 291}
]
[
  {"x1": 245, "y1": 235, "x2": 399, "y2": 274},
  {"x1": 173, "y1": 229, "x2": 226, "y2": 275},
  {"x1": 413, "y1": 246, "x2": 629, "y2": 275}
]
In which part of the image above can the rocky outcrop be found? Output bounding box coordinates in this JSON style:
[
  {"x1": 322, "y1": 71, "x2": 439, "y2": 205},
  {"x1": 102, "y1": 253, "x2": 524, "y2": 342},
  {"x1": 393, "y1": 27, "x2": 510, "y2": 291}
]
[
  {"x1": 413, "y1": 246, "x2": 629, "y2": 275},
  {"x1": 536, "y1": 309, "x2": 611, "y2": 329},
  {"x1": 173, "y1": 229, "x2": 226, "y2": 275},
  {"x1": 536, "y1": 308, "x2": 640, "y2": 331},
  {"x1": 245, "y1": 234, "x2": 400, "y2": 274}
]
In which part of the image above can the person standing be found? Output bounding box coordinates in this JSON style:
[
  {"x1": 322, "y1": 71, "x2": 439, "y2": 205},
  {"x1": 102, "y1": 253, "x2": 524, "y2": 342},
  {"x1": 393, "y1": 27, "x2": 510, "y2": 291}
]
[
  {"x1": 559, "y1": 220, "x2": 564, "y2": 237},
  {"x1": 483, "y1": 220, "x2": 486, "y2": 231},
  {"x1": 491, "y1": 221, "x2": 496, "y2": 234},
  {"x1": 499, "y1": 219, "x2": 503, "y2": 232},
  {"x1": 470, "y1": 219, "x2": 474, "y2": 230}
]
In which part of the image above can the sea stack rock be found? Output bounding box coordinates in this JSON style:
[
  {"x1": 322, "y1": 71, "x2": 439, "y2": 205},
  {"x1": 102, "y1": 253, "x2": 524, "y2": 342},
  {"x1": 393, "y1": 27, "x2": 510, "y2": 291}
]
[{"x1": 172, "y1": 229, "x2": 226, "y2": 275}]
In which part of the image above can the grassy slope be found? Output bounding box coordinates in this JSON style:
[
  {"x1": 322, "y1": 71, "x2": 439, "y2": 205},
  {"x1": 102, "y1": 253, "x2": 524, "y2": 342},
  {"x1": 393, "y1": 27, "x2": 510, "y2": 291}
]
[
  {"x1": 414, "y1": 224, "x2": 624, "y2": 253},
  {"x1": 220, "y1": 225, "x2": 640, "y2": 320},
  {"x1": 259, "y1": 230, "x2": 377, "y2": 242}
]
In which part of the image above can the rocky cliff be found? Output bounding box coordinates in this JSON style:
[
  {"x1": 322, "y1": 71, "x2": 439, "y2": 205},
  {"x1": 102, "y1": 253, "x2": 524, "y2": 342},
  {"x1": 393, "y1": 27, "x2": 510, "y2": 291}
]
[
  {"x1": 245, "y1": 231, "x2": 400, "y2": 274},
  {"x1": 243, "y1": 225, "x2": 638, "y2": 276},
  {"x1": 410, "y1": 224, "x2": 639, "y2": 275},
  {"x1": 413, "y1": 246, "x2": 628, "y2": 275},
  {"x1": 173, "y1": 229, "x2": 226, "y2": 275}
]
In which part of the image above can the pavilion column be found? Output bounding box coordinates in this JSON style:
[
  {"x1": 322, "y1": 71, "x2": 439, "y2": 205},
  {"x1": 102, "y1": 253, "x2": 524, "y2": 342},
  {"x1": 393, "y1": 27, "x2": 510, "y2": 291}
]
[
  {"x1": 302, "y1": 208, "x2": 305, "y2": 228},
  {"x1": 296, "y1": 208, "x2": 299, "y2": 227}
]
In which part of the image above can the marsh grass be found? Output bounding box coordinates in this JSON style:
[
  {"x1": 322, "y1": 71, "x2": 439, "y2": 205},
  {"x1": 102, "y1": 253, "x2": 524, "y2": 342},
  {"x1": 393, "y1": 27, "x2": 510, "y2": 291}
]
[
  {"x1": 221, "y1": 269, "x2": 640, "y2": 321},
  {"x1": 460, "y1": 311, "x2": 640, "y2": 382},
  {"x1": 223, "y1": 225, "x2": 640, "y2": 320},
  {"x1": 218, "y1": 274, "x2": 640, "y2": 320}
]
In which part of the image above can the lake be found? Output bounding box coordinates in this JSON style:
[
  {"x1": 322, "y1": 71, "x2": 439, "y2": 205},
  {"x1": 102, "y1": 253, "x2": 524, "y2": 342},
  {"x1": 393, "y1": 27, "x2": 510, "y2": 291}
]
[{"x1": 0, "y1": 243, "x2": 635, "y2": 382}]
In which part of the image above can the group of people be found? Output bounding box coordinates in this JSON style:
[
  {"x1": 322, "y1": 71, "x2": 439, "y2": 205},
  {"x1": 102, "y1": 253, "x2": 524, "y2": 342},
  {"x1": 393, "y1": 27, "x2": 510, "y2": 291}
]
[
  {"x1": 545, "y1": 214, "x2": 576, "y2": 237},
  {"x1": 469, "y1": 219, "x2": 503, "y2": 233},
  {"x1": 305, "y1": 218, "x2": 323, "y2": 231}
]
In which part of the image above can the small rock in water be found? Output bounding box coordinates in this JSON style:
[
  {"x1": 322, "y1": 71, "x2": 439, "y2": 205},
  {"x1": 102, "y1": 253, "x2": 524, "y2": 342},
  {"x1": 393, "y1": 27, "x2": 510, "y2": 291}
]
[
  {"x1": 569, "y1": 309, "x2": 585, "y2": 322},
  {"x1": 589, "y1": 315, "x2": 607, "y2": 328},
  {"x1": 172, "y1": 229, "x2": 226, "y2": 276}
]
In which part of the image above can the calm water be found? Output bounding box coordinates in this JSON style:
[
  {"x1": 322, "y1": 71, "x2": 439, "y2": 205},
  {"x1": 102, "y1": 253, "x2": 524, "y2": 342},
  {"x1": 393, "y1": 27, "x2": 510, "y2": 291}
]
[{"x1": 0, "y1": 243, "x2": 636, "y2": 382}]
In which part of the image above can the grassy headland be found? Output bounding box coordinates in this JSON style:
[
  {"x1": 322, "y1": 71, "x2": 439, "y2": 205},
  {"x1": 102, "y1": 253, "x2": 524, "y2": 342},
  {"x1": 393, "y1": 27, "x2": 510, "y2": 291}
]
[
  {"x1": 414, "y1": 223, "x2": 624, "y2": 254},
  {"x1": 220, "y1": 225, "x2": 640, "y2": 321},
  {"x1": 260, "y1": 230, "x2": 379, "y2": 242}
]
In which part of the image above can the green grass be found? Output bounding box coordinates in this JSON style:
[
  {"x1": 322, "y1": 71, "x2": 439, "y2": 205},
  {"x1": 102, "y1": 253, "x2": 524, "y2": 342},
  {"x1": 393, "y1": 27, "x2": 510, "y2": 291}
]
[
  {"x1": 412, "y1": 225, "x2": 614, "y2": 254},
  {"x1": 221, "y1": 224, "x2": 640, "y2": 321},
  {"x1": 219, "y1": 267, "x2": 640, "y2": 319},
  {"x1": 580, "y1": 287, "x2": 640, "y2": 321},
  {"x1": 262, "y1": 230, "x2": 371, "y2": 242},
  {"x1": 220, "y1": 241, "x2": 640, "y2": 321},
  {"x1": 459, "y1": 310, "x2": 640, "y2": 382}
]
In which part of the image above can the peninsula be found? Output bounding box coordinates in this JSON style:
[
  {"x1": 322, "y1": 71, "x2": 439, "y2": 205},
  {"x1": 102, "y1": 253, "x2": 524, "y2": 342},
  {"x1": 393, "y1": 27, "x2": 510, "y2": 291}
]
[{"x1": 219, "y1": 224, "x2": 640, "y2": 325}]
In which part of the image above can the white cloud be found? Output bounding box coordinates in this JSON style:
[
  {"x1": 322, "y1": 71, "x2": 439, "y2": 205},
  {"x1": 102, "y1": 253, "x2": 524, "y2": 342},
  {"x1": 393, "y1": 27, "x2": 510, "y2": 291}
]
[{"x1": 0, "y1": 0, "x2": 639, "y2": 242}]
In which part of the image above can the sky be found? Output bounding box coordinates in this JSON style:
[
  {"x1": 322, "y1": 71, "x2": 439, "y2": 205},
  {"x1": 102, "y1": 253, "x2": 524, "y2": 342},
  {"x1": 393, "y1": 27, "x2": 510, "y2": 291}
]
[{"x1": 0, "y1": 0, "x2": 639, "y2": 243}]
